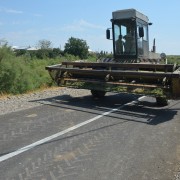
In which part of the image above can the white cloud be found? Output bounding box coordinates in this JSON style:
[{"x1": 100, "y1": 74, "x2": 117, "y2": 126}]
[
  {"x1": 33, "y1": 13, "x2": 43, "y2": 17},
  {"x1": 0, "y1": 7, "x2": 23, "y2": 14},
  {"x1": 6, "y1": 9, "x2": 23, "y2": 14},
  {"x1": 12, "y1": 21, "x2": 21, "y2": 25},
  {"x1": 61, "y1": 22, "x2": 84, "y2": 32},
  {"x1": 61, "y1": 19, "x2": 105, "y2": 32},
  {"x1": 78, "y1": 19, "x2": 105, "y2": 30},
  {"x1": 12, "y1": 20, "x2": 31, "y2": 26}
]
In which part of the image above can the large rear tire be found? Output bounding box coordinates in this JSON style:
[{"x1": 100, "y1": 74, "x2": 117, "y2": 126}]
[
  {"x1": 91, "y1": 90, "x2": 106, "y2": 98},
  {"x1": 156, "y1": 97, "x2": 168, "y2": 106}
]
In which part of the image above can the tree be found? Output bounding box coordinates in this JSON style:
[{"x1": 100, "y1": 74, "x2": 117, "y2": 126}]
[
  {"x1": 36, "y1": 49, "x2": 49, "y2": 59},
  {"x1": 53, "y1": 48, "x2": 63, "y2": 57},
  {"x1": 0, "y1": 44, "x2": 13, "y2": 62},
  {"x1": 37, "y1": 39, "x2": 52, "y2": 49},
  {"x1": 64, "y1": 37, "x2": 89, "y2": 59},
  {"x1": 0, "y1": 38, "x2": 8, "y2": 47}
]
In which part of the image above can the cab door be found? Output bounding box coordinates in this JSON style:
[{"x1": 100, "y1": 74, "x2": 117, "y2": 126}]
[{"x1": 137, "y1": 23, "x2": 149, "y2": 59}]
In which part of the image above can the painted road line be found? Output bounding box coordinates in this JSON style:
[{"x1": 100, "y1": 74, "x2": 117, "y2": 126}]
[{"x1": 0, "y1": 96, "x2": 145, "y2": 163}]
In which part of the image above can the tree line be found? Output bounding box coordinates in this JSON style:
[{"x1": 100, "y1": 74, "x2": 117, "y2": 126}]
[{"x1": 14, "y1": 37, "x2": 112, "y2": 60}]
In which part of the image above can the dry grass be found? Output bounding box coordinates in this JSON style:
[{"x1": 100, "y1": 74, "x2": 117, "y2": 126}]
[{"x1": 0, "y1": 86, "x2": 63, "y2": 100}]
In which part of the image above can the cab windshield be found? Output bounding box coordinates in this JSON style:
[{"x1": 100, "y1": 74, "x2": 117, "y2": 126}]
[{"x1": 113, "y1": 20, "x2": 136, "y2": 56}]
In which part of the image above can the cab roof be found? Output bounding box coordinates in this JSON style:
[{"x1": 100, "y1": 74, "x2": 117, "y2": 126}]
[{"x1": 112, "y1": 9, "x2": 149, "y2": 23}]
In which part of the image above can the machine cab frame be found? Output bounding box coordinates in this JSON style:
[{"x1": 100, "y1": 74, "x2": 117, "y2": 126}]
[{"x1": 107, "y1": 9, "x2": 150, "y2": 61}]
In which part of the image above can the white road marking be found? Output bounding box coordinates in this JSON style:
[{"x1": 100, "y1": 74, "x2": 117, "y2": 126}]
[
  {"x1": 0, "y1": 96, "x2": 145, "y2": 163},
  {"x1": 26, "y1": 114, "x2": 37, "y2": 118}
]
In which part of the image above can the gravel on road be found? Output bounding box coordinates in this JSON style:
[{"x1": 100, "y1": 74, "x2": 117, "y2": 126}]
[{"x1": 0, "y1": 87, "x2": 90, "y2": 115}]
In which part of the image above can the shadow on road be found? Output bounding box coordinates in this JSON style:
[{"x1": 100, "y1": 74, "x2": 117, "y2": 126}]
[
  {"x1": 0, "y1": 93, "x2": 179, "y2": 157},
  {"x1": 30, "y1": 92, "x2": 179, "y2": 126}
]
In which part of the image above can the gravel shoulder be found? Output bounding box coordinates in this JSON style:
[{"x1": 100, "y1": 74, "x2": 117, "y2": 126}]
[{"x1": 0, "y1": 87, "x2": 90, "y2": 115}]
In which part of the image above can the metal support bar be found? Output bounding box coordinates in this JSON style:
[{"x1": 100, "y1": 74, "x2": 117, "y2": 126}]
[
  {"x1": 51, "y1": 67, "x2": 180, "y2": 79},
  {"x1": 64, "y1": 78, "x2": 169, "y2": 89},
  {"x1": 172, "y1": 78, "x2": 180, "y2": 98},
  {"x1": 60, "y1": 62, "x2": 176, "y2": 72}
]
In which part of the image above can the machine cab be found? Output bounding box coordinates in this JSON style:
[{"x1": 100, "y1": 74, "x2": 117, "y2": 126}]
[{"x1": 107, "y1": 9, "x2": 150, "y2": 61}]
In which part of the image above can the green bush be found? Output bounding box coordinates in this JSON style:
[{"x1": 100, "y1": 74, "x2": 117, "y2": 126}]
[
  {"x1": 167, "y1": 55, "x2": 180, "y2": 65},
  {"x1": 0, "y1": 45, "x2": 111, "y2": 95},
  {"x1": 0, "y1": 46, "x2": 61, "y2": 94},
  {"x1": 1, "y1": 57, "x2": 36, "y2": 94},
  {"x1": 0, "y1": 46, "x2": 14, "y2": 62}
]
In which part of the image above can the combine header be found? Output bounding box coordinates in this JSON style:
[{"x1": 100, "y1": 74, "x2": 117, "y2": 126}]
[{"x1": 46, "y1": 9, "x2": 180, "y2": 106}]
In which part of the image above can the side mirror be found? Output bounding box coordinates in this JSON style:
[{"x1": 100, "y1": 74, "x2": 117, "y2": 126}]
[
  {"x1": 106, "y1": 29, "x2": 111, "y2": 39},
  {"x1": 139, "y1": 27, "x2": 144, "y2": 38}
]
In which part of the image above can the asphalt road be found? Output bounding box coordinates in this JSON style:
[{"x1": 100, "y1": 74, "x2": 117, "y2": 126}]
[{"x1": 0, "y1": 93, "x2": 180, "y2": 180}]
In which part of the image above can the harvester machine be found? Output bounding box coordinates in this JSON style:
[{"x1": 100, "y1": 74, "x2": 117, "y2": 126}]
[{"x1": 46, "y1": 9, "x2": 180, "y2": 106}]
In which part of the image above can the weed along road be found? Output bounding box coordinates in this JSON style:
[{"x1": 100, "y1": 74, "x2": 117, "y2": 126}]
[{"x1": 0, "y1": 93, "x2": 180, "y2": 180}]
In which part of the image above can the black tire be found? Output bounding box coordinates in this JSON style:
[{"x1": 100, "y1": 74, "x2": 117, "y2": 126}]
[
  {"x1": 91, "y1": 90, "x2": 106, "y2": 98},
  {"x1": 156, "y1": 97, "x2": 168, "y2": 106}
]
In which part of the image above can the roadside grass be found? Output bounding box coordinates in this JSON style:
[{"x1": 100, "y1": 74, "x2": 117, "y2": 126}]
[
  {"x1": 167, "y1": 55, "x2": 180, "y2": 65},
  {"x1": 0, "y1": 46, "x2": 96, "y2": 95},
  {"x1": 0, "y1": 86, "x2": 63, "y2": 100}
]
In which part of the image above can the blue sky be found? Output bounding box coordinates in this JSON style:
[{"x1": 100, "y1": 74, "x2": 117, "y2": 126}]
[{"x1": 0, "y1": 0, "x2": 180, "y2": 55}]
